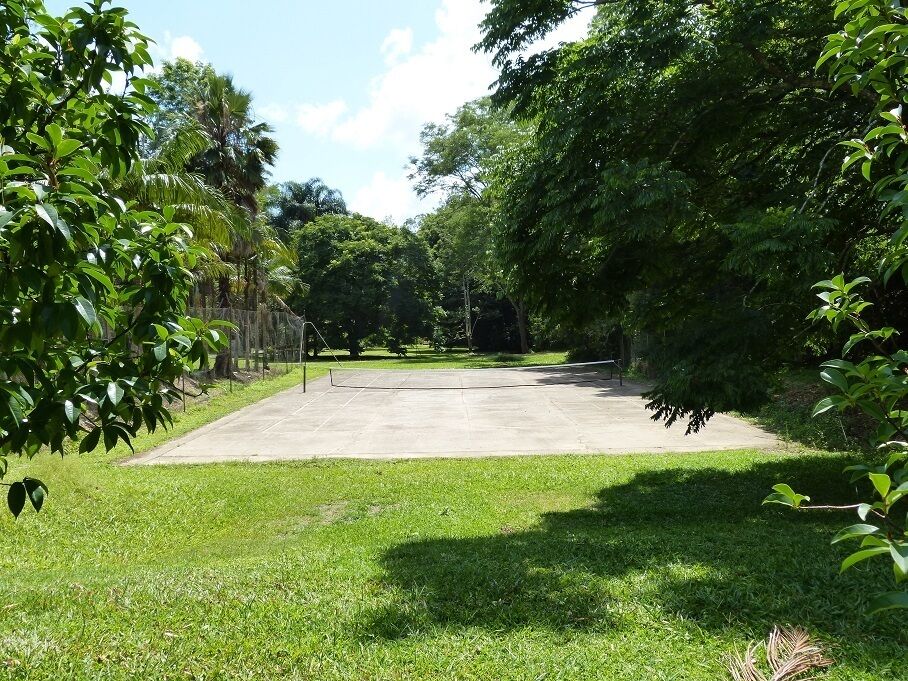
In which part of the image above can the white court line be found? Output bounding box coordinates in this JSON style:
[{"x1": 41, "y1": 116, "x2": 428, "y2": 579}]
[{"x1": 308, "y1": 372, "x2": 384, "y2": 435}]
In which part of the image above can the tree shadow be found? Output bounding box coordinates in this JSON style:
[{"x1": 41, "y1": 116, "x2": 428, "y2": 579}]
[{"x1": 357, "y1": 455, "x2": 905, "y2": 650}]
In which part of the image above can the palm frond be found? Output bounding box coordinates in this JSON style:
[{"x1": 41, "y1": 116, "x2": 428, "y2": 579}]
[
  {"x1": 154, "y1": 120, "x2": 212, "y2": 171},
  {"x1": 192, "y1": 252, "x2": 238, "y2": 284},
  {"x1": 727, "y1": 627, "x2": 833, "y2": 681}
]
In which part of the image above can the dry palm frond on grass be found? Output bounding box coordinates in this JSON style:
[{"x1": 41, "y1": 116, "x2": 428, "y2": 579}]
[{"x1": 727, "y1": 626, "x2": 833, "y2": 681}]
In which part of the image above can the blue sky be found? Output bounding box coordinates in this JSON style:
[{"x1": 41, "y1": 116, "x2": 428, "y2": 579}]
[{"x1": 50, "y1": 1, "x2": 591, "y2": 222}]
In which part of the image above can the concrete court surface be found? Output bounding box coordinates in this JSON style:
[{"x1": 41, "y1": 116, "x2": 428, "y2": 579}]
[{"x1": 127, "y1": 365, "x2": 778, "y2": 465}]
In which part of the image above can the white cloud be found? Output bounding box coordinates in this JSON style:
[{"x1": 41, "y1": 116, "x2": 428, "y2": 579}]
[
  {"x1": 296, "y1": 0, "x2": 593, "y2": 153},
  {"x1": 168, "y1": 35, "x2": 204, "y2": 61},
  {"x1": 381, "y1": 28, "x2": 414, "y2": 65},
  {"x1": 350, "y1": 171, "x2": 436, "y2": 224},
  {"x1": 299, "y1": 0, "x2": 594, "y2": 222},
  {"x1": 329, "y1": 1, "x2": 494, "y2": 150},
  {"x1": 258, "y1": 103, "x2": 289, "y2": 124},
  {"x1": 159, "y1": 32, "x2": 204, "y2": 62},
  {"x1": 296, "y1": 100, "x2": 348, "y2": 136},
  {"x1": 149, "y1": 32, "x2": 205, "y2": 67}
]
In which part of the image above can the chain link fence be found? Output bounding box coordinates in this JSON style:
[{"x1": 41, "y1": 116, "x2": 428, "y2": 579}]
[{"x1": 188, "y1": 307, "x2": 306, "y2": 379}]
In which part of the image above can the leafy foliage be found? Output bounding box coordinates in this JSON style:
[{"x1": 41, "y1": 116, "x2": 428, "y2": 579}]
[
  {"x1": 143, "y1": 58, "x2": 215, "y2": 156},
  {"x1": 766, "y1": 0, "x2": 908, "y2": 613},
  {"x1": 480, "y1": 0, "x2": 882, "y2": 429},
  {"x1": 146, "y1": 60, "x2": 283, "y2": 321},
  {"x1": 0, "y1": 0, "x2": 226, "y2": 513},
  {"x1": 411, "y1": 99, "x2": 533, "y2": 353},
  {"x1": 291, "y1": 214, "x2": 437, "y2": 357},
  {"x1": 264, "y1": 178, "x2": 347, "y2": 243}
]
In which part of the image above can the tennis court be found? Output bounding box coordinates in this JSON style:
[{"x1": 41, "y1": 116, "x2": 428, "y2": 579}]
[{"x1": 129, "y1": 362, "x2": 777, "y2": 464}]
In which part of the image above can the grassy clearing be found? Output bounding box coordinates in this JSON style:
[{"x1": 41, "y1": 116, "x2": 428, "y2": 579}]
[
  {"x1": 747, "y1": 369, "x2": 873, "y2": 452},
  {"x1": 1, "y1": 452, "x2": 906, "y2": 679},
  {"x1": 1, "y1": 352, "x2": 905, "y2": 679},
  {"x1": 309, "y1": 346, "x2": 571, "y2": 369}
]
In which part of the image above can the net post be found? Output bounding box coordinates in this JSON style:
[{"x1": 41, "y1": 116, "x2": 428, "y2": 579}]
[
  {"x1": 303, "y1": 364, "x2": 307, "y2": 393},
  {"x1": 329, "y1": 368, "x2": 334, "y2": 387},
  {"x1": 618, "y1": 360, "x2": 623, "y2": 386}
]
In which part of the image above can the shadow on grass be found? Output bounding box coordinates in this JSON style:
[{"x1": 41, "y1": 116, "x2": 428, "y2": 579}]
[{"x1": 359, "y1": 455, "x2": 905, "y2": 651}]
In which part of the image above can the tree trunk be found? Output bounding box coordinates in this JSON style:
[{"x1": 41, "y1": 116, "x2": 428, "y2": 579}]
[
  {"x1": 463, "y1": 276, "x2": 473, "y2": 352},
  {"x1": 511, "y1": 297, "x2": 530, "y2": 354},
  {"x1": 242, "y1": 259, "x2": 250, "y2": 310},
  {"x1": 213, "y1": 274, "x2": 232, "y2": 377}
]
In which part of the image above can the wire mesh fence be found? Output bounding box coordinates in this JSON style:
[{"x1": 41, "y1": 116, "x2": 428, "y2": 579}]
[{"x1": 188, "y1": 307, "x2": 306, "y2": 379}]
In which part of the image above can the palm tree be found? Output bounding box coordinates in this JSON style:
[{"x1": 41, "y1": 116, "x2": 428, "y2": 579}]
[
  {"x1": 266, "y1": 178, "x2": 347, "y2": 242},
  {"x1": 121, "y1": 120, "x2": 242, "y2": 244},
  {"x1": 188, "y1": 72, "x2": 279, "y2": 375},
  {"x1": 120, "y1": 121, "x2": 254, "y2": 306},
  {"x1": 191, "y1": 73, "x2": 278, "y2": 221},
  {"x1": 236, "y1": 218, "x2": 298, "y2": 312}
]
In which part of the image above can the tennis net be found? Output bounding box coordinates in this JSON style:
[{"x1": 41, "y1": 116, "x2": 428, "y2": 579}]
[{"x1": 328, "y1": 360, "x2": 622, "y2": 390}]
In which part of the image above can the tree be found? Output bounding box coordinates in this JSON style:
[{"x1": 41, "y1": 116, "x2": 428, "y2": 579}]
[
  {"x1": 157, "y1": 68, "x2": 280, "y2": 376},
  {"x1": 264, "y1": 178, "x2": 347, "y2": 243},
  {"x1": 191, "y1": 73, "x2": 278, "y2": 217},
  {"x1": 480, "y1": 0, "x2": 881, "y2": 429},
  {"x1": 385, "y1": 227, "x2": 438, "y2": 351},
  {"x1": 121, "y1": 120, "x2": 244, "y2": 260},
  {"x1": 143, "y1": 58, "x2": 215, "y2": 156},
  {"x1": 410, "y1": 99, "x2": 532, "y2": 353},
  {"x1": 292, "y1": 215, "x2": 436, "y2": 357},
  {"x1": 766, "y1": 0, "x2": 908, "y2": 615},
  {"x1": 0, "y1": 0, "x2": 225, "y2": 514},
  {"x1": 419, "y1": 194, "x2": 502, "y2": 351}
]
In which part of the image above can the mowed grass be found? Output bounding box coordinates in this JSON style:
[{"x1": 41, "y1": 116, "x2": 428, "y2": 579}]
[
  {"x1": 0, "y1": 353, "x2": 905, "y2": 679},
  {"x1": 308, "y1": 346, "x2": 571, "y2": 369}
]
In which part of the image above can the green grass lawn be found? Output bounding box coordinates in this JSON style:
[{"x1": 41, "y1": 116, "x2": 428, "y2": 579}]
[
  {"x1": 0, "y1": 354, "x2": 905, "y2": 679},
  {"x1": 308, "y1": 345, "x2": 571, "y2": 369}
]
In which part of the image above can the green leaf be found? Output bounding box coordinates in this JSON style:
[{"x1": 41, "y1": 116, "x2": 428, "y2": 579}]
[
  {"x1": 820, "y1": 368, "x2": 849, "y2": 392},
  {"x1": 7, "y1": 481, "x2": 26, "y2": 518},
  {"x1": 869, "y1": 472, "x2": 892, "y2": 498},
  {"x1": 35, "y1": 203, "x2": 71, "y2": 240},
  {"x1": 832, "y1": 523, "x2": 881, "y2": 544},
  {"x1": 841, "y1": 546, "x2": 890, "y2": 572},
  {"x1": 890, "y1": 543, "x2": 908, "y2": 576},
  {"x1": 25, "y1": 132, "x2": 49, "y2": 151},
  {"x1": 23, "y1": 477, "x2": 47, "y2": 512},
  {"x1": 812, "y1": 396, "x2": 840, "y2": 417},
  {"x1": 763, "y1": 483, "x2": 810, "y2": 508},
  {"x1": 64, "y1": 399, "x2": 79, "y2": 424},
  {"x1": 45, "y1": 123, "x2": 63, "y2": 149},
  {"x1": 865, "y1": 591, "x2": 908, "y2": 615},
  {"x1": 107, "y1": 382, "x2": 124, "y2": 406},
  {"x1": 73, "y1": 296, "x2": 97, "y2": 326},
  {"x1": 35, "y1": 202, "x2": 57, "y2": 228},
  {"x1": 79, "y1": 427, "x2": 101, "y2": 454},
  {"x1": 153, "y1": 343, "x2": 167, "y2": 362},
  {"x1": 857, "y1": 503, "x2": 873, "y2": 520},
  {"x1": 55, "y1": 139, "x2": 81, "y2": 158}
]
